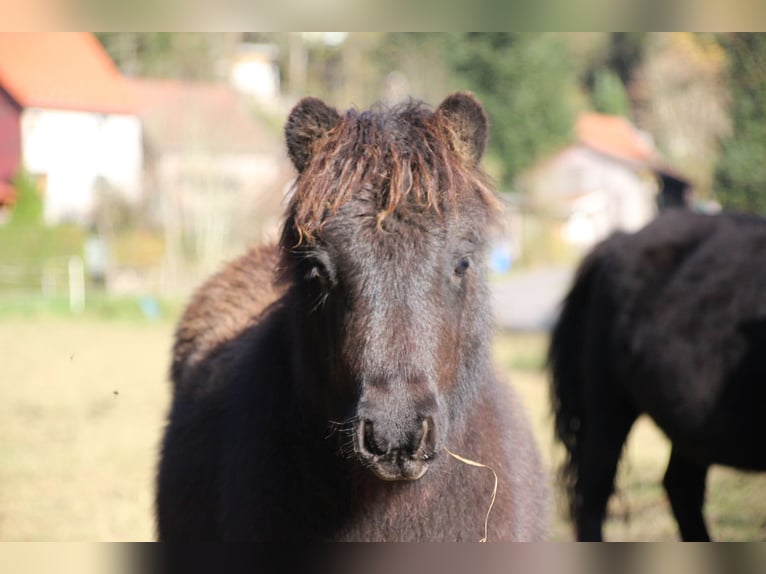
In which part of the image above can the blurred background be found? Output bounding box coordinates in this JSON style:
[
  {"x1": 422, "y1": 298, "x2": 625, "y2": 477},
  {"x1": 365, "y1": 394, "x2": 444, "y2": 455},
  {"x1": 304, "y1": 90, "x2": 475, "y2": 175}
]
[{"x1": 0, "y1": 32, "x2": 765, "y2": 541}]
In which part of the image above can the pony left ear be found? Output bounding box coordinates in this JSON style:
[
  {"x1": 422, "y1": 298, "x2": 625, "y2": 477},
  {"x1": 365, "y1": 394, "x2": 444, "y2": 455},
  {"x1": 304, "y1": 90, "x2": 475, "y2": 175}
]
[
  {"x1": 435, "y1": 92, "x2": 488, "y2": 167},
  {"x1": 285, "y1": 97, "x2": 342, "y2": 173}
]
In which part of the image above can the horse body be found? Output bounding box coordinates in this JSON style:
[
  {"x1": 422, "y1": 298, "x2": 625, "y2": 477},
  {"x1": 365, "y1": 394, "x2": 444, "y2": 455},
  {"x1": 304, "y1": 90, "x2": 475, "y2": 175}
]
[
  {"x1": 156, "y1": 93, "x2": 548, "y2": 541},
  {"x1": 550, "y1": 208, "x2": 766, "y2": 541}
]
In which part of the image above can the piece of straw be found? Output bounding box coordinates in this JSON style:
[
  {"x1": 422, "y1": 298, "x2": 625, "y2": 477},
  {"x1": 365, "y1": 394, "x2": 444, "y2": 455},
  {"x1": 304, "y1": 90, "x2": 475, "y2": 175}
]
[{"x1": 444, "y1": 448, "x2": 499, "y2": 543}]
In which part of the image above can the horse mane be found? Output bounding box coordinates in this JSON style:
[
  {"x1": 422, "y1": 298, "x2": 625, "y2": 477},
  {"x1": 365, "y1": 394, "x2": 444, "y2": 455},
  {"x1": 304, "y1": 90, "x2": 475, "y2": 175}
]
[{"x1": 283, "y1": 99, "x2": 500, "y2": 246}]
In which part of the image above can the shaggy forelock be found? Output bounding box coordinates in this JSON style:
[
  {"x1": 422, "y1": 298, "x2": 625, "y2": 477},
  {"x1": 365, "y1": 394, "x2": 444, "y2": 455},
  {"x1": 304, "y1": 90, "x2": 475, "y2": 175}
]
[{"x1": 283, "y1": 99, "x2": 499, "y2": 246}]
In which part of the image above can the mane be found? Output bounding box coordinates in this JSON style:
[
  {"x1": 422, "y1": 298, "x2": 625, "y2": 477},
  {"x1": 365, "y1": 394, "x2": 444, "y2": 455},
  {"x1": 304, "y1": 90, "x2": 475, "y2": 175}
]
[{"x1": 283, "y1": 99, "x2": 499, "y2": 246}]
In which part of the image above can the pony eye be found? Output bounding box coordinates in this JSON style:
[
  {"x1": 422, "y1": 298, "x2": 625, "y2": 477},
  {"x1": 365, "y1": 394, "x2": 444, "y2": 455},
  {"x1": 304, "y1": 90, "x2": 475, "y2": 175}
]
[
  {"x1": 308, "y1": 264, "x2": 330, "y2": 286},
  {"x1": 305, "y1": 254, "x2": 336, "y2": 290},
  {"x1": 454, "y1": 257, "x2": 471, "y2": 277}
]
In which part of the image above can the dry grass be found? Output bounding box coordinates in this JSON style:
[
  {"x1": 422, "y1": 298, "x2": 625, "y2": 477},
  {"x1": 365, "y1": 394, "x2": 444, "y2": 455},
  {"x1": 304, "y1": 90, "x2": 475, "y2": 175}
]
[
  {"x1": 0, "y1": 319, "x2": 173, "y2": 541},
  {"x1": 0, "y1": 319, "x2": 763, "y2": 540}
]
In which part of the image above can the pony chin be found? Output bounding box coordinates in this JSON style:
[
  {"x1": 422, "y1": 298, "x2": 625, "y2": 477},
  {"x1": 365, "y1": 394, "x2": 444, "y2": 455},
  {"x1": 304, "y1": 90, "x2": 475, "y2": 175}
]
[{"x1": 366, "y1": 460, "x2": 430, "y2": 482}]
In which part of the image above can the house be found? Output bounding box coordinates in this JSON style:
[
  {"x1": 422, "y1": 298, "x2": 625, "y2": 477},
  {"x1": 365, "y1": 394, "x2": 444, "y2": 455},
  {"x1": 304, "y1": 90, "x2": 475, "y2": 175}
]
[
  {"x1": 229, "y1": 42, "x2": 281, "y2": 102},
  {"x1": 0, "y1": 33, "x2": 142, "y2": 224},
  {"x1": 575, "y1": 112, "x2": 692, "y2": 210},
  {"x1": 521, "y1": 112, "x2": 692, "y2": 251},
  {"x1": 130, "y1": 78, "x2": 291, "y2": 282}
]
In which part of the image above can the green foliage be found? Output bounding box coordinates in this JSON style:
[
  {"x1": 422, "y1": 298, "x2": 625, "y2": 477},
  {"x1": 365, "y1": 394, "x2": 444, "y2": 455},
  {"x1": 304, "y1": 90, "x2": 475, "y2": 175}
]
[
  {"x1": 602, "y1": 33, "x2": 647, "y2": 86},
  {"x1": 96, "y1": 33, "x2": 237, "y2": 80},
  {"x1": 96, "y1": 32, "x2": 580, "y2": 193},
  {"x1": 9, "y1": 169, "x2": 43, "y2": 227},
  {"x1": 1, "y1": 173, "x2": 87, "y2": 292},
  {"x1": 368, "y1": 33, "x2": 454, "y2": 105},
  {"x1": 591, "y1": 68, "x2": 632, "y2": 118},
  {"x1": 0, "y1": 224, "x2": 83, "y2": 262},
  {"x1": 713, "y1": 34, "x2": 766, "y2": 214},
  {"x1": 0, "y1": 225, "x2": 85, "y2": 291},
  {"x1": 0, "y1": 293, "x2": 181, "y2": 321},
  {"x1": 446, "y1": 33, "x2": 578, "y2": 190}
]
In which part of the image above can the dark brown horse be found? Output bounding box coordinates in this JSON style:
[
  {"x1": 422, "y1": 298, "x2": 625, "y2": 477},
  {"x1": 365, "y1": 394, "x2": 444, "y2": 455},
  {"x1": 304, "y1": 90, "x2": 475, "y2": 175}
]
[
  {"x1": 549, "y1": 209, "x2": 766, "y2": 540},
  {"x1": 156, "y1": 93, "x2": 549, "y2": 541}
]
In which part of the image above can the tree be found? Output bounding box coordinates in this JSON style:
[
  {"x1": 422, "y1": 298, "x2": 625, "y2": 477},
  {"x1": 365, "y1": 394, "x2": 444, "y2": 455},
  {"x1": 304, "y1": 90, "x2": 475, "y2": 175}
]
[
  {"x1": 9, "y1": 169, "x2": 43, "y2": 227},
  {"x1": 591, "y1": 68, "x2": 632, "y2": 117},
  {"x1": 638, "y1": 33, "x2": 730, "y2": 199},
  {"x1": 712, "y1": 34, "x2": 766, "y2": 214},
  {"x1": 446, "y1": 33, "x2": 578, "y2": 190},
  {"x1": 96, "y1": 33, "x2": 240, "y2": 81},
  {"x1": 369, "y1": 33, "x2": 453, "y2": 106},
  {"x1": 563, "y1": 33, "x2": 647, "y2": 119},
  {"x1": 603, "y1": 33, "x2": 647, "y2": 87}
]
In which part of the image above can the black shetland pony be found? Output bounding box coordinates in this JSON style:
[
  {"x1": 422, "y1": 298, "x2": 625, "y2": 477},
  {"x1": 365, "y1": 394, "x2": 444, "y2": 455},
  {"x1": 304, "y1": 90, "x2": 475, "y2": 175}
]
[
  {"x1": 550, "y1": 208, "x2": 766, "y2": 541},
  {"x1": 156, "y1": 93, "x2": 549, "y2": 541}
]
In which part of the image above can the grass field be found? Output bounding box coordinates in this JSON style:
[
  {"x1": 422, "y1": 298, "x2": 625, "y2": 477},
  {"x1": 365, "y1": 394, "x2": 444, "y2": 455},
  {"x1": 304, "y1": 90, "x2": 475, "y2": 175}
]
[{"x1": 0, "y1": 317, "x2": 764, "y2": 540}]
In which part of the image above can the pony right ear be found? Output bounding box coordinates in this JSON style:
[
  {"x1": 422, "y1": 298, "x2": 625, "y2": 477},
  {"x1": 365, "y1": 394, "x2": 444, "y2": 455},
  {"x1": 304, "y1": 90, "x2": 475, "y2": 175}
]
[
  {"x1": 285, "y1": 97, "x2": 342, "y2": 173},
  {"x1": 435, "y1": 92, "x2": 488, "y2": 167}
]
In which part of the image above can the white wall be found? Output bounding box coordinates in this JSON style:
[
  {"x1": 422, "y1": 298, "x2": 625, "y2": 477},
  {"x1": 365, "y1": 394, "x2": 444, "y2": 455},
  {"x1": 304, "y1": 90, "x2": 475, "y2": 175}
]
[
  {"x1": 21, "y1": 108, "x2": 143, "y2": 224},
  {"x1": 231, "y1": 59, "x2": 280, "y2": 101}
]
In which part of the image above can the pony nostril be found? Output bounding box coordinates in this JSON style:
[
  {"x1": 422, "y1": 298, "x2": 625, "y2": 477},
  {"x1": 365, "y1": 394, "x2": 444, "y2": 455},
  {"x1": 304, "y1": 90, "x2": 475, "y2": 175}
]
[
  {"x1": 415, "y1": 417, "x2": 435, "y2": 455},
  {"x1": 360, "y1": 420, "x2": 389, "y2": 457}
]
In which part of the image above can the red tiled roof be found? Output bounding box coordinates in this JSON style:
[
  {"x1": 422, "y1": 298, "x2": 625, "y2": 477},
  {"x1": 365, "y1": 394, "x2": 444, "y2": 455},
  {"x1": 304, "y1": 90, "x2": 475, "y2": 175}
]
[
  {"x1": 576, "y1": 112, "x2": 687, "y2": 181},
  {"x1": 576, "y1": 113, "x2": 657, "y2": 164},
  {"x1": 0, "y1": 33, "x2": 135, "y2": 114}
]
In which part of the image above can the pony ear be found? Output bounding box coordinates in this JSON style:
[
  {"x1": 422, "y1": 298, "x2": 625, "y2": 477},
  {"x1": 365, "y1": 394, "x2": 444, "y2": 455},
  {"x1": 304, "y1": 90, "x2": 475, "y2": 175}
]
[
  {"x1": 435, "y1": 92, "x2": 488, "y2": 166},
  {"x1": 285, "y1": 97, "x2": 342, "y2": 173}
]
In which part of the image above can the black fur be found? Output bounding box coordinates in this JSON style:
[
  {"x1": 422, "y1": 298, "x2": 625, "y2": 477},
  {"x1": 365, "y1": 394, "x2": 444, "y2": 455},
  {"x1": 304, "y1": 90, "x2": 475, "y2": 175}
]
[
  {"x1": 284, "y1": 97, "x2": 342, "y2": 173},
  {"x1": 549, "y1": 208, "x2": 766, "y2": 540}
]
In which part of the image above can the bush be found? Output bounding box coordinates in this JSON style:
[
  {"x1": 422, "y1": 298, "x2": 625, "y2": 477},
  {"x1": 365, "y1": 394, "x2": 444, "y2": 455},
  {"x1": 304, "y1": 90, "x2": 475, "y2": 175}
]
[
  {"x1": 8, "y1": 169, "x2": 44, "y2": 226},
  {"x1": 0, "y1": 225, "x2": 85, "y2": 291},
  {"x1": 713, "y1": 34, "x2": 766, "y2": 214}
]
